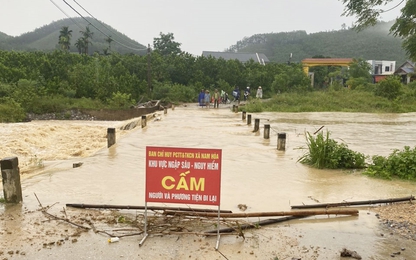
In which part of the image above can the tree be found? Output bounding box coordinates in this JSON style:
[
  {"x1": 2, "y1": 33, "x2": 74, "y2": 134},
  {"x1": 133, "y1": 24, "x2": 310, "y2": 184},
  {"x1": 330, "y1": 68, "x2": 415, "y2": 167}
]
[
  {"x1": 348, "y1": 58, "x2": 372, "y2": 80},
  {"x1": 375, "y1": 75, "x2": 402, "y2": 100},
  {"x1": 153, "y1": 32, "x2": 182, "y2": 56},
  {"x1": 74, "y1": 38, "x2": 85, "y2": 54},
  {"x1": 79, "y1": 26, "x2": 94, "y2": 55},
  {"x1": 58, "y1": 26, "x2": 72, "y2": 52},
  {"x1": 340, "y1": 0, "x2": 416, "y2": 59}
]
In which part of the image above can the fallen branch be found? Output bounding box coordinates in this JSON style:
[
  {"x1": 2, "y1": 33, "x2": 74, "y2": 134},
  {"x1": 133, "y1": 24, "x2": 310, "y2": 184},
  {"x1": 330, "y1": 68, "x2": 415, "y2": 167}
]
[
  {"x1": 42, "y1": 210, "x2": 91, "y2": 230},
  {"x1": 164, "y1": 209, "x2": 359, "y2": 218},
  {"x1": 291, "y1": 195, "x2": 415, "y2": 209},
  {"x1": 151, "y1": 231, "x2": 238, "y2": 236},
  {"x1": 66, "y1": 203, "x2": 232, "y2": 213},
  {"x1": 313, "y1": 125, "x2": 325, "y2": 134}
]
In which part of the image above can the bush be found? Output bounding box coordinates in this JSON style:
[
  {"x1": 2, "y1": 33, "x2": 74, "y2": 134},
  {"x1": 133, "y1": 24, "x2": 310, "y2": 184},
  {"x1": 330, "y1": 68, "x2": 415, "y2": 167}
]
[
  {"x1": 243, "y1": 99, "x2": 264, "y2": 112},
  {"x1": 26, "y1": 95, "x2": 68, "y2": 114},
  {"x1": 152, "y1": 82, "x2": 196, "y2": 102},
  {"x1": 364, "y1": 146, "x2": 416, "y2": 180},
  {"x1": 298, "y1": 131, "x2": 367, "y2": 169},
  {"x1": 374, "y1": 76, "x2": 402, "y2": 100},
  {"x1": 0, "y1": 97, "x2": 26, "y2": 122},
  {"x1": 346, "y1": 77, "x2": 371, "y2": 90},
  {"x1": 106, "y1": 91, "x2": 136, "y2": 109}
]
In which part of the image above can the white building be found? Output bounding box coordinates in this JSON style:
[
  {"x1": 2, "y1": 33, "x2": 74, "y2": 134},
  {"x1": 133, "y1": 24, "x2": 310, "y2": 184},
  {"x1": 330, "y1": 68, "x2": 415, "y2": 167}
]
[
  {"x1": 367, "y1": 60, "x2": 396, "y2": 75},
  {"x1": 367, "y1": 60, "x2": 396, "y2": 83}
]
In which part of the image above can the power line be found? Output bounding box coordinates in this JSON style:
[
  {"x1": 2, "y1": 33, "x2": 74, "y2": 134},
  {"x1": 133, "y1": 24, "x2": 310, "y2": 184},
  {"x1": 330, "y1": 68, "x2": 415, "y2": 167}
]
[
  {"x1": 72, "y1": 0, "x2": 146, "y2": 50},
  {"x1": 50, "y1": 0, "x2": 84, "y2": 30},
  {"x1": 62, "y1": 0, "x2": 147, "y2": 52},
  {"x1": 381, "y1": 0, "x2": 405, "y2": 13}
]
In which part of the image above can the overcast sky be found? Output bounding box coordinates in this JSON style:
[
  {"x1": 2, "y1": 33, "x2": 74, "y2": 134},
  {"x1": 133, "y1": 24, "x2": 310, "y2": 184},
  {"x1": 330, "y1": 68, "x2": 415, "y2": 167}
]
[{"x1": 0, "y1": 0, "x2": 403, "y2": 55}]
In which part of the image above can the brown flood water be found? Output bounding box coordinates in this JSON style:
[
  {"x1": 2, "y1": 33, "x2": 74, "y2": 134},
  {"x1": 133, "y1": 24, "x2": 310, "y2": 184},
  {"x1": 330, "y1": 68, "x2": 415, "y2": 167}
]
[{"x1": 1, "y1": 104, "x2": 416, "y2": 259}]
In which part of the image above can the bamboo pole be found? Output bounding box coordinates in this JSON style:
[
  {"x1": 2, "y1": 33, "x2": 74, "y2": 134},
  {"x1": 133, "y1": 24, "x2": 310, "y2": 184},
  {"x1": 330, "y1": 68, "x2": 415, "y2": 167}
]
[
  {"x1": 164, "y1": 209, "x2": 358, "y2": 218},
  {"x1": 65, "y1": 203, "x2": 232, "y2": 213},
  {"x1": 291, "y1": 195, "x2": 415, "y2": 209},
  {"x1": 204, "y1": 216, "x2": 305, "y2": 234}
]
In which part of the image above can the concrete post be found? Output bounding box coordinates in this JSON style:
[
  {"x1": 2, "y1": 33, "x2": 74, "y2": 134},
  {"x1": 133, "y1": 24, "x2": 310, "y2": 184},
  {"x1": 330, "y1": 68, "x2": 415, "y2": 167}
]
[
  {"x1": 264, "y1": 124, "x2": 270, "y2": 139},
  {"x1": 254, "y1": 118, "x2": 260, "y2": 132},
  {"x1": 141, "y1": 115, "x2": 147, "y2": 128},
  {"x1": 1, "y1": 157, "x2": 23, "y2": 203},
  {"x1": 242, "y1": 111, "x2": 246, "y2": 120},
  {"x1": 164, "y1": 108, "x2": 167, "y2": 114},
  {"x1": 277, "y1": 133, "x2": 286, "y2": 151},
  {"x1": 234, "y1": 106, "x2": 239, "y2": 113},
  {"x1": 107, "y1": 128, "x2": 116, "y2": 148},
  {"x1": 247, "y1": 114, "x2": 252, "y2": 125}
]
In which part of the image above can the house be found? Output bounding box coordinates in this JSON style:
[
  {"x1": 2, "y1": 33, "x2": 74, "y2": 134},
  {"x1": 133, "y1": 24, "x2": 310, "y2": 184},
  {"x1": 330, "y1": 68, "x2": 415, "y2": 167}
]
[
  {"x1": 367, "y1": 60, "x2": 396, "y2": 83},
  {"x1": 394, "y1": 61, "x2": 415, "y2": 84},
  {"x1": 201, "y1": 51, "x2": 269, "y2": 65}
]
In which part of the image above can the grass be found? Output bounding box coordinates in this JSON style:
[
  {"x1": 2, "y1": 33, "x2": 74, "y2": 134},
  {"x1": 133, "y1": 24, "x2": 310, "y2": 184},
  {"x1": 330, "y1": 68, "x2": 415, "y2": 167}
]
[
  {"x1": 298, "y1": 130, "x2": 367, "y2": 169},
  {"x1": 243, "y1": 87, "x2": 416, "y2": 113}
]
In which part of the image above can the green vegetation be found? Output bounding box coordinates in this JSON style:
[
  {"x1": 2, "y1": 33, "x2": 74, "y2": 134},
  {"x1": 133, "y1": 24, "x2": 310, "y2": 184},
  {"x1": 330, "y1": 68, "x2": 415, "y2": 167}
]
[
  {"x1": 0, "y1": 16, "x2": 414, "y2": 185},
  {"x1": 341, "y1": 0, "x2": 416, "y2": 61},
  {"x1": 298, "y1": 131, "x2": 366, "y2": 169},
  {"x1": 244, "y1": 84, "x2": 416, "y2": 113},
  {"x1": 0, "y1": 18, "x2": 406, "y2": 64},
  {"x1": 364, "y1": 146, "x2": 416, "y2": 180},
  {"x1": 297, "y1": 130, "x2": 416, "y2": 182},
  {"x1": 0, "y1": 17, "x2": 146, "y2": 55},
  {"x1": 0, "y1": 49, "x2": 318, "y2": 121}
]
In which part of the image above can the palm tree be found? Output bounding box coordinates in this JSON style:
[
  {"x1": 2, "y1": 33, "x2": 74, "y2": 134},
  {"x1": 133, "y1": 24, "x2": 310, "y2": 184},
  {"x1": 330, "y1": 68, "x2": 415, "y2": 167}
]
[
  {"x1": 58, "y1": 26, "x2": 72, "y2": 52},
  {"x1": 74, "y1": 38, "x2": 85, "y2": 54},
  {"x1": 79, "y1": 26, "x2": 94, "y2": 55}
]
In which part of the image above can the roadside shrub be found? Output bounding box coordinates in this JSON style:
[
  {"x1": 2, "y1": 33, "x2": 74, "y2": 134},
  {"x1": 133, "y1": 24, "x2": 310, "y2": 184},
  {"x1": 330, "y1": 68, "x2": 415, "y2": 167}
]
[
  {"x1": 106, "y1": 91, "x2": 136, "y2": 109},
  {"x1": 71, "y1": 97, "x2": 105, "y2": 110},
  {"x1": 153, "y1": 82, "x2": 196, "y2": 102},
  {"x1": 298, "y1": 131, "x2": 366, "y2": 169},
  {"x1": 11, "y1": 79, "x2": 47, "y2": 111},
  {"x1": 374, "y1": 76, "x2": 402, "y2": 100},
  {"x1": 243, "y1": 99, "x2": 264, "y2": 112},
  {"x1": 364, "y1": 146, "x2": 416, "y2": 180},
  {"x1": 0, "y1": 97, "x2": 26, "y2": 122},
  {"x1": 25, "y1": 95, "x2": 68, "y2": 114},
  {"x1": 346, "y1": 77, "x2": 371, "y2": 90}
]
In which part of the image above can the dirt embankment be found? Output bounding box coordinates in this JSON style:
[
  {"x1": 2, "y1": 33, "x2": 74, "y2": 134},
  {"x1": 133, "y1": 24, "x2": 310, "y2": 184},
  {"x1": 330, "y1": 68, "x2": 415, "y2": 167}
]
[{"x1": 372, "y1": 202, "x2": 416, "y2": 241}]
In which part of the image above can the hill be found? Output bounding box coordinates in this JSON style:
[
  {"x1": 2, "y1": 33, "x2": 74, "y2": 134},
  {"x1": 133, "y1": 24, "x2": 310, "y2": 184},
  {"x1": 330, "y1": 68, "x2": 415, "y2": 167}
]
[
  {"x1": 0, "y1": 17, "x2": 147, "y2": 55},
  {"x1": 0, "y1": 19, "x2": 409, "y2": 64},
  {"x1": 227, "y1": 21, "x2": 408, "y2": 65}
]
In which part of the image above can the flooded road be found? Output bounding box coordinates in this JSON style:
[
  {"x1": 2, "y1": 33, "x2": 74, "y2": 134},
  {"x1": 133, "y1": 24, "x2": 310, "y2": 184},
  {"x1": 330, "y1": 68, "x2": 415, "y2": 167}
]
[{"x1": 1, "y1": 105, "x2": 416, "y2": 259}]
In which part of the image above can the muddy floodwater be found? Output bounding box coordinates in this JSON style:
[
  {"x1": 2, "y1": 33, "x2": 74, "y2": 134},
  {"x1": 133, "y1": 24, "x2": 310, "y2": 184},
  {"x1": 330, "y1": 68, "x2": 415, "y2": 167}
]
[{"x1": 1, "y1": 104, "x2": 416, "y2": 259}]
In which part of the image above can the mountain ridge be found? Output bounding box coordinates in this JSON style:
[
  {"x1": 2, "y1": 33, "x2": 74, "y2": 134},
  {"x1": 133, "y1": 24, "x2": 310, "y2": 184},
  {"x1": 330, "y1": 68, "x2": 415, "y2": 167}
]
[{"x1": 0, "y1": 19, "x2": 408, "y2": 64}]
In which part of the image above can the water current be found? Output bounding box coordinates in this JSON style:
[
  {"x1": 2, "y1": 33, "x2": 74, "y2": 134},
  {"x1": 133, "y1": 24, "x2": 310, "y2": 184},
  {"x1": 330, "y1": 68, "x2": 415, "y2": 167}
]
[{"x1": 1, "y1": 104, "x2": 416, "y2": 259}]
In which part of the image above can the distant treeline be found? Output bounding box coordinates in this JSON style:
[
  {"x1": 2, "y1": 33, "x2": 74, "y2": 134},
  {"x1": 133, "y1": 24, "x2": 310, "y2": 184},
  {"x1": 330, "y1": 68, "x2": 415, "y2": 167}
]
[
  {"x1": 0, "y1": 19, "x2": 408, "y2": 64},
  {"x1": 0, "y1": 49, "x2": 309, "y2": 118},
  {"x1": 227, "y1": 21, "x2": 408, "y2": 64}
]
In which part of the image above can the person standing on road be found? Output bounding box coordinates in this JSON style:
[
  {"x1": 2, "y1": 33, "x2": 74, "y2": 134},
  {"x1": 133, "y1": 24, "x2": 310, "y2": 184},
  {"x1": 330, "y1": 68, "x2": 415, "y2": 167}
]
[
  {"x1": 198, "y1": 89, "x2": 205, "y2": 107},
  {"x1": 244, "y1": 86, "x2": 250, "y2": 101},
  {"x1": 213, "y1": 89, "x2": 220, "y2": 108},
  {"x1": 204, "y1": 90, "x2": 211, "y2": 108},
  {"x1": 256, "y1": 86, "x2": 263, "y2": 99},
  {"x1": 232, "y1": 86, "x2": 240, "y2": 104}
]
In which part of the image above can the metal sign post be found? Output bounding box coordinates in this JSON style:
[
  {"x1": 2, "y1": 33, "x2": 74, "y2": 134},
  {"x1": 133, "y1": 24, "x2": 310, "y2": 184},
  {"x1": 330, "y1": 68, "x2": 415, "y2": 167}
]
[{"x1": 141, "y1": 146, "x2": 222, "y2": 247}]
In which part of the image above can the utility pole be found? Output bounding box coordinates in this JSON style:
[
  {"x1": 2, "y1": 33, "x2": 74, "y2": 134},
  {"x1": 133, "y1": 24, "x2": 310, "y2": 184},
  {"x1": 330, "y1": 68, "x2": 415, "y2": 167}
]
[{"x1": 147, "y1": 44, "x2": 152, "y2": 96}]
